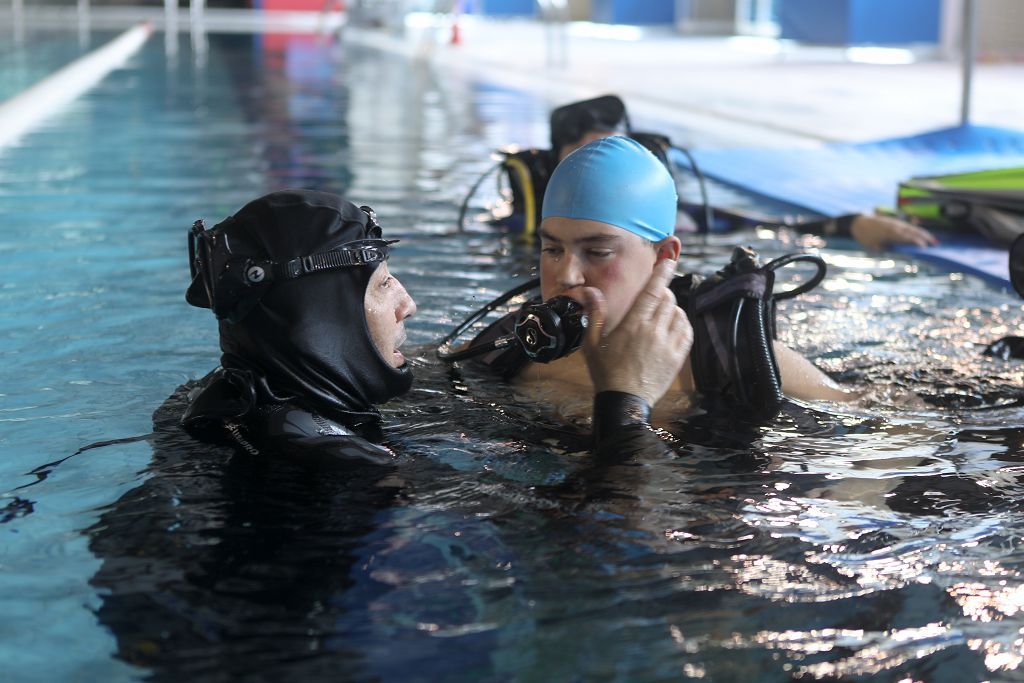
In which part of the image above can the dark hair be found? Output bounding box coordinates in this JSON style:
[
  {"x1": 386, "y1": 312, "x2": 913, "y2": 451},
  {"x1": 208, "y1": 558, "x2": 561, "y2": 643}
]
[{"x1": 549, "y1": 95, "x2": 628, "y2": 151}]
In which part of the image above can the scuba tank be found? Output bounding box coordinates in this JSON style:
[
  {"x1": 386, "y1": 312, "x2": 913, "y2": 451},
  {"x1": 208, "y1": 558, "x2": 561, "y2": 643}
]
[
  {"x1": 672, "y1": 247, "x2": 827, "y2": 417},
  {"x1": 499, "y1": 148, "x2": 558, "y2": 238}
]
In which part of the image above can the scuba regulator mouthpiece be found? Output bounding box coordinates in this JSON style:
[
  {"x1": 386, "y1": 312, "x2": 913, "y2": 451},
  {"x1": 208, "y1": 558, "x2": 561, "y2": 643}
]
[
  {"x1": 436, "y1": 284, "x2": 588, "y2": 365},
  {"x1": 513, "y1": 296, "x2": 588, "y2": 363}
]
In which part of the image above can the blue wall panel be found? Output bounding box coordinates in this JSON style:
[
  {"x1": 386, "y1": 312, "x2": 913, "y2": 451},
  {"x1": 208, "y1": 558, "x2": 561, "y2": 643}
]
[
  {"x1": 591, "y1": 0, "x2": 675, "y2": 25},
  {"x1": 777, "y1": 0, "x2": 850, "y2": 44},
  {"x1": 778, "y1": 0, "x2": 940, "y2": 44},
  {"x1": 481, "y1": 0, "x2": 536, "y2": 17},
  {"x1": 849, "y1": 0, "x2": 940, "y2": 43}
]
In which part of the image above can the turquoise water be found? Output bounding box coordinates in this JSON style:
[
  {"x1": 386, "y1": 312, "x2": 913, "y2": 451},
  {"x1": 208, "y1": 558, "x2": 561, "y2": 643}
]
[
  {"x1": 4, "y1": 26, "x2": 1024, "y2": 682},
  {"x1": 0, "y1": 27, "x2": 104, "y2": 101}
]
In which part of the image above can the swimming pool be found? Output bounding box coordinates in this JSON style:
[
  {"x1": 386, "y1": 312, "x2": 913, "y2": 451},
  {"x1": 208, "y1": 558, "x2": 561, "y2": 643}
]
[{"x1": 4, "y1": 24, "x2": 1024, "y2": 682}]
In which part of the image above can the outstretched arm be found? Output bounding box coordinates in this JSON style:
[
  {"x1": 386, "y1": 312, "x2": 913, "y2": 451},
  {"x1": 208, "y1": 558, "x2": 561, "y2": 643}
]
[
  {"x1": 774, "y1": 342, "x2": 857, "y2": 402},
  {"x1": 800, "y1": 213, "x2": 938, "y2": 250},
  {"x1": 849, "y1": 213, "x2": 938, "y2": 250}
]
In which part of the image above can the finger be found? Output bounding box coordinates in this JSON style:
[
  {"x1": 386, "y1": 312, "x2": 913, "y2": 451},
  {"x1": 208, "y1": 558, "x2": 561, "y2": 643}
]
[
  {"x1": 670, "y1": 306, "x2": 691, "y2": 336},
  {"x1": 917, "y1": 227, "x2": 940, "y2": 246},
  {"x1": 670, "y1": 308, "x2": 693, "y2": 350},
  {"x1": 904, "y1": 224, "x2": 938, "y2": 247},
  {"x1": 580, "y1": 286, "x2": 607, "y2": 347},
  {"x1": 667, "y1": 311, "x2": 691, "y2": 372},
  {"x1": 628, "y1": 258, "x2": 677, "y2": 321},
  {"x1": 650, "y1": 287, "x2": 678, "y2": 328}
]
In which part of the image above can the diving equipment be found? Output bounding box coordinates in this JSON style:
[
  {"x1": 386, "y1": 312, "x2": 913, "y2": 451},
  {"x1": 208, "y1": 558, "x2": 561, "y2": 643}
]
[
  {"x1": 897, "y1": 167, "x2": 1024, "y2": 246},
  {"x1": 672, "y1": 246, "x2": 827, "y2": 416},
  {"x1": 456, "y1": 95, "x2": 714, "y2": 237},
  {"x1": 1012, "y1": 232, "x2": 1024, "y2": 298},
  {"x1": 188, "y1": 201, "x2": 393, "y2": 325},
  {"x1": 440, "y1": 246, "x2": 826, "y2": 417},
  {"x1": 437, "y1": 282, "x2": 587, "y2": 365}
]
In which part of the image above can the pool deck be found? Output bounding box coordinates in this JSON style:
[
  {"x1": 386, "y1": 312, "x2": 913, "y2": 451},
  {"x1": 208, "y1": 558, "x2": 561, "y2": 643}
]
[
  {"x1": 348, "y1": 15, "x2": 1024, "y2": 150},
  {"x1": 4, "y1": 8, "x2": 1022, "y2": 151}
]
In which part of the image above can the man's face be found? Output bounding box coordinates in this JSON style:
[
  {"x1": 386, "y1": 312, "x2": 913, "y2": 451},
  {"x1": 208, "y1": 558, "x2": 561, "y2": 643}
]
[
  {"x1": 539, "y1": 217, "x2": 659, "y2": 332},
  {"x1": 364, "y1": 262, "x2": 417, "y2": 368}
]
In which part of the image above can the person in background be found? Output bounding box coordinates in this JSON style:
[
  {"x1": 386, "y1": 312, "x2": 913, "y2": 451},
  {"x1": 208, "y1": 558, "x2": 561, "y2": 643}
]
[{"x1": 497, "y1": 94, "x2": 938, "y2": 250}]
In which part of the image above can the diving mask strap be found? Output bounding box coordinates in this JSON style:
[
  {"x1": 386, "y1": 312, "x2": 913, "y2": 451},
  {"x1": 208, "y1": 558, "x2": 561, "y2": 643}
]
[
  {"x1": 271, "y1": 241, "x2": 395, "y2": 280},
  {"x1": 238, "y1": 240, "x2": 397, "y2": 286}
]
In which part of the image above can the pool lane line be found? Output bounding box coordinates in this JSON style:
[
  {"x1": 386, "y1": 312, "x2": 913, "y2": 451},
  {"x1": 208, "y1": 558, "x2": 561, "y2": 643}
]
[{"x1": 0, "y1": 22, "x2": 153, "y2": 151}]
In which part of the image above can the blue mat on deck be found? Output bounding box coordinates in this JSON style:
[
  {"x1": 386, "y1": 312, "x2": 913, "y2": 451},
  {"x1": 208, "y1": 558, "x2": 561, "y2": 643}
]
[
  {"x1": 892, "y1": 236, "x2": 1010, "y2": 289},
  {"x1": 685, "y1": 124, "x2": 1024, "y2": 288}
]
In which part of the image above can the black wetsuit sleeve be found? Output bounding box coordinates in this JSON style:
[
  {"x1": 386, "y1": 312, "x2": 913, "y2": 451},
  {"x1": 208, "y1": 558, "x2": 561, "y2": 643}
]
[
  {"x1": 274, "y1": 434, "x2": 396, "y2": 468},
  {"x1": 795, "y1": 214, "x2": 859, "y2": 238},
  {"x1": 258, "y1": 404, "x2": 395, "y2": 466},
  {"x1": 591, "y1": 391, "x2": 673, "y2": 460}
]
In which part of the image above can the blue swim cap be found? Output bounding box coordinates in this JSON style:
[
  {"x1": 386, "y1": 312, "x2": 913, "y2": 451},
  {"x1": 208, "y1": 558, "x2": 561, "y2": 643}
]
[{"x1": 541, "y1": 136, "x2": 677, "y2": 241}]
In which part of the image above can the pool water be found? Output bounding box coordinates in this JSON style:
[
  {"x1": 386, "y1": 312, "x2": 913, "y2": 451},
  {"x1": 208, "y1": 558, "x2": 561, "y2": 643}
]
[{"x1": 4, "y1": 25, "x2": 1024, "y2": 682}]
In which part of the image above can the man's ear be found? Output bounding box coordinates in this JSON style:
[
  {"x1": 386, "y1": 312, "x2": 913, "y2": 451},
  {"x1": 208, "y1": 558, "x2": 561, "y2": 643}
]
[{"x1": 654, "y1": 235, "x2": 681, "y2": 262}]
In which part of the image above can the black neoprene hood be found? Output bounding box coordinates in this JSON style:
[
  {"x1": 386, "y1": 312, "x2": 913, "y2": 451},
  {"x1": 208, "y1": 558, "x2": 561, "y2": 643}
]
[{"x1": 188, "y1": 189, "x2": 412, "y2": 426}]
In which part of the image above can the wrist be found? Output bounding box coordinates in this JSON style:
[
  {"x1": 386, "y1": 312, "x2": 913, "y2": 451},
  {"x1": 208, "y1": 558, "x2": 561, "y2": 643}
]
[
  {"x1": 824, "y1": 214, "x2": 859, "y2": 237},
  {"x1": 592, "y1": 391, "x2": 652, "y2": 445}
]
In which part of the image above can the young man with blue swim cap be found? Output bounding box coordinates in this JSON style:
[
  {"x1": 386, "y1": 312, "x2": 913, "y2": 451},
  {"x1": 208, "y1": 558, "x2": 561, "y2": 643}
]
[{"x1": 514, "y1": 136, "x2": 853, "y2": 427}]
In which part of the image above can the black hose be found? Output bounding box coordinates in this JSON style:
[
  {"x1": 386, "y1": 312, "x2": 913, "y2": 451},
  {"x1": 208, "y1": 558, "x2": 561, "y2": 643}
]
[
  {"x1": 436, "y1": 278, "x2": 539, "y2": 360},
  {"x1": 765, "y1": 253, "x2": 827, "y2": 300},
  {"x1": 729, "y1": 298, "x2": 748, "y2": 407},
  {"x1": 672, "y1": 145, "x2": 714, "y2": 237},
  {"x1": 752, "y1": 298, "x2": 783, "y2": 411},
  {"x1": 456, "y1": 160, "x2": 503, "y2": 233}
]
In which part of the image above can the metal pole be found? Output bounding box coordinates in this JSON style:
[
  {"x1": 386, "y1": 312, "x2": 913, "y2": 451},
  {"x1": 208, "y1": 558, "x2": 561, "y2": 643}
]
[
  {"x1": 960, "y1": 0, "x2": 977, "y2": 126},
  {"x1": 78, "y1": 0, "x2": 90, "y2": 48},
  {"x1": 539, "y1": 0, "x2": 568, "y2": 69},
  {"x1": 165, "y1": 0, "x2": 179, "y2": 58},
  {"x1": 190, "y1": 0, "x2": 207, "y2": 67},
  {"x1": 12, "y1": 0, "x2": 24, "y2": 45},
  {"x1": 190, "y1": 0, "x2": 205, "y2": 30},
  {"x1": 165, "y1": 0, "x2": 177, "y2": 33}
]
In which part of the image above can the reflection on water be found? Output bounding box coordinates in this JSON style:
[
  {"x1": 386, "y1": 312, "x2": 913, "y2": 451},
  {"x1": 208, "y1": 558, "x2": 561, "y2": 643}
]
[{"x1": 2, "y1": 26, "x2": 1024, "y2": 682}]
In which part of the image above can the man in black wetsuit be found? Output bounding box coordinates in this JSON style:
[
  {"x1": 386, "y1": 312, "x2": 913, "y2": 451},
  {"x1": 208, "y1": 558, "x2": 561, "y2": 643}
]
[{"x1": 182, "y1": 189, "x2": 417, "y2": 461}]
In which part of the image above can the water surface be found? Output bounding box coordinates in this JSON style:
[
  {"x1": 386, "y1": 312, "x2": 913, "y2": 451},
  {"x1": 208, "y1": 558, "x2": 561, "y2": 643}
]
[{"x1": 2, "y1": 26, "x2": 1024, "y2": 682}]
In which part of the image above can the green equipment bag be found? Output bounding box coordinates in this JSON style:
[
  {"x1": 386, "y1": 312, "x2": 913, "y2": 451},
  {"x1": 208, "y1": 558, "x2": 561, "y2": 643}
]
[{"x1": 897, "y1": 167, "x2": 1024, "y2": 245}]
